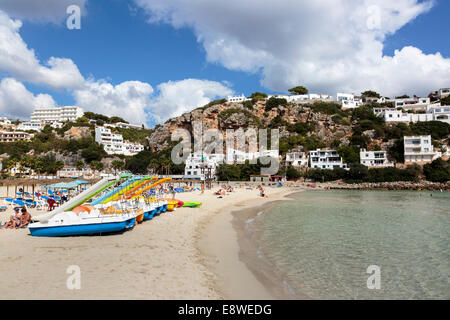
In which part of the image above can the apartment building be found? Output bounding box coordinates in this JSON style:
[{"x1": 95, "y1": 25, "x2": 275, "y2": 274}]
[
  {"x1": 0, "y1": 117, "x2": 11, "y2": 126},
  {"x1": 285, "y1": 150, "x2": 308, "y2": 167},
  {"x1": 122, "y1": 141, "x2": 145, "y2": 156},
  {"x1": 268, "y1": 94, "x2": 332, "y2": 104},
  {"x1": 438, "y1": 88, "x2": 450, "y2": 99},
  {"x1": 30, "y1": 106, "x2": 84, "y2": 123},
  {"x1": 57, "y1": 166, "x2": 94, "y2": 179},
  {"x1": 16, "y1": 121, "x2": 45, "y2": 131},
  {"x1": 373, "y1": 104, "x2": 450, "y2": 124},
  {"x1": 388, "y1": 97, "x2": 430, "y2": 111},
  {"x1": 95, "y1": 126, "x2": 144, "y2": 156},
  {"x1": 0, "y1": 131, "x2": 33, "y2": 142},
  {"x1": 225, "y1": 148, "x2": 279, "y2": 164},
  {"x1": 360, "y1": 149, "x2": 393, "y2": 168},
  {"x1": 105, "y1": 122, "x2": 144, "y2": 130},
  {"x1": 309, "y1": 149, "x2": 348, "y2": 169},
  {"x1": 184, "y1": 153, "x2": 221, "y2": 180},
  {"x1": 404, "y1": 135, "x2": 441, "y2": 164}
]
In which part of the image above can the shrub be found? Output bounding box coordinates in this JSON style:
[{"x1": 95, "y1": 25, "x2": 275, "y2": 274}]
[
  {"x1": 265, "y1": 97, "x2": 287, "y2": 111},
  {"x1": 310, "y1": 101, "x2": 342, "y2": 115},
  {"x1": 410, "y1": 121, "x2": 450, "y2": 140},
  {"x1": 423, "y1": 159, "x2": 450, "y2": 182}
]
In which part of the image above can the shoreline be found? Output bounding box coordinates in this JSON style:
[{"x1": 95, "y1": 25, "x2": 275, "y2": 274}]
[{"x1": 197, "y1": 187, "x2": 304, "y2": 299}]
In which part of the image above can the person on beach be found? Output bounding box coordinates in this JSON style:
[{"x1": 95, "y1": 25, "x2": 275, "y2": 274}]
[
  {"x1": 169, "y1": 185, "x2": 176, "y2": 199},
  {"x1": 1, "y1": 208, "x2": 22, "y2": 229},
  {"x1": 19, "y1": 208, "x2": 31, "y2": 228}
]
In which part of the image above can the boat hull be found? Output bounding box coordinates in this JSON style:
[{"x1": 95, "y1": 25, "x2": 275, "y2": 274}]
[
  {"x1": 29, "y1": 218, "x2": 136, "y2": 237},
  {"x1": 143, "y1": 209, "x2": 158, "y2": 220}
]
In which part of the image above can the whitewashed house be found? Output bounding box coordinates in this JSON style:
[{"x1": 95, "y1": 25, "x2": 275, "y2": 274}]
[
  {"x1": 57, "y1": 166, "x2": 94, "y2": 179},
  {"x1": 360, "y1": 149, "x2": 393, "y2": 168},
  {"x1": 227, "y1": 95, "x2": 248, "y2": 103},
  {"x1": 373, "y1": 103, "x2": 450, "y2": 124},
  {"x1": 16, "y1": 121, "x2": 45, "y2": 132},
  {"x1": 95, "y1": 126, "x2": 144, "y2": 156},
  {"x1": 225, "y1": 148, "x2": 279, "y2": 164},
  {"x1": 309, "y1": 149, "x2": 348, "y2": 170},
  {"x1": 387, "y1": 97, "x2": 430, "y2": 111},
  {"x1": 404, "y1": 135, "x2": 441, "y2": 164},
  {"x1": 336, "y1": 93, "x2": 362, "y2": 109},
  {"x1": 0, "y1": 117, "x2": 11, "y2": 126},
  {"x1": 184, "y1": 153, "x2": 222, "y2": 180},
  {"x1": 285, "y1": 150, "x2": 308, "y2": 167},
  {"x1": 438, "y1": 88, "x2": 450, "y2": 99}
]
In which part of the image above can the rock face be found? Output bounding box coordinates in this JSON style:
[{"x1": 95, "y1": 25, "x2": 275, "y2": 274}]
[
  {"x1": 63, "y1": 127, "x2": 91, "y2": 140},
  {"x1": 146, "y1": 100, "x2": 354, "y2": 151}
]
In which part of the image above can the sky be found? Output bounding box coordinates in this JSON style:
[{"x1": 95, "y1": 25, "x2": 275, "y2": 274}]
[{"x1": 0, "y1": 0, "x2": 449, "y2": 127}]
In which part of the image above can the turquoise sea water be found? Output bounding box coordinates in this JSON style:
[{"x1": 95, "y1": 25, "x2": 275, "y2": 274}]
[{"x1": 256, "y1": 191, "x2": 449, "y2": 299}]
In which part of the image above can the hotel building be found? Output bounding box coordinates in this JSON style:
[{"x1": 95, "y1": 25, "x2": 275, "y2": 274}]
[
  {"x1": 0, "y1": 131, "x2": 33, "y2": 142},
  {"x1": 403, "y1": 135, "x2": 441, "y2": 164},
  {"x1": 30, "y1": 106, "x2": 84, "y2": 123},
  {"x1": 95, "y1": 126, "x2": 144, "y2": 156}
]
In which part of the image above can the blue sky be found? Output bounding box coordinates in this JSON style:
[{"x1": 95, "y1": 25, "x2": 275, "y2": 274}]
[
  {"x1": 18, "y1": 0, "x2": 264, "y2": 107},
  {"x1": 0, "y1": 0, "x2": 449, "y2": 126}
]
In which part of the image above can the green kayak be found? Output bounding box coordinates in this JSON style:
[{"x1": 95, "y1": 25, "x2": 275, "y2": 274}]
[{"x1": 182, "y1": 201, "x2": 202, "y2": 208}]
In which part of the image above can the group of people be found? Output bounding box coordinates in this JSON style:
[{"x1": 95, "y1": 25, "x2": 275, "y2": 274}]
[
  {"x1": 1, "y1": 207, "x2": 32, "y2": 229},
  {"x1": 213, "y1": 185, "x2": 235, "y2": 198}
]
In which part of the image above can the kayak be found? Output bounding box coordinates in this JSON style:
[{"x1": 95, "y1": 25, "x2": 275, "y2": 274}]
[{"x1": 182, "y1": 201, "x2": 202, "y2": 208}]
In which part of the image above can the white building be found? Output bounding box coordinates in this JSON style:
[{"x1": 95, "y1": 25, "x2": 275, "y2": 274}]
[
  {"x1": 336, "y1": 93, "x2": 362, "y2": 109},
  {"x1": 268, "y1": 94, "x2": 332, "y2": 104},
  {"x1": 95, "y1": 126, "x2": 144, "y2": 156},
  {"x1": 184, "y1": 153, "x2": 221, "y2": 180},
  {"x1": 115, "y1": 122, "x2": 143, "y2": 130},
  {"x1": 438, "y1": 88, "x2": 450, "y2": 99},
  {"x1": 0, "y1": 117, "x2": 11, "y2": 126},
  {"x1": 427, "y1": 104, "x2": 450, "y2": 124},
  {"x1": 122, "y1": 141, "x2": 145, "y2": 156},
  {"x1": 16, "y1": 121, "x2": 45, "y2": 132},
  {"x1": 360, "y1": 149, "x2": 393, "y2": 168},
  {"x1": 387, "y1": 97, "x2": 430, "y2": 111},
  {"x1": 285, "y1": 150, "x2": 308, "y2": 167},
  {"x1": 105, "y1": 122, "x2": 144, "y2": 130},
  {"x1": 227, "y1": 94, "x2": 248, "y2": 103},
  {"x1": 0, "y1": 131, "x2": 33, "y2": 142},
  {"x1": 225, "y1": 148, "x2": 279, "y2": 164},
  {"x1": 57, "y1": 166, "x2": 94, "y2": 179},
  {"x1": 309, "y1": 149, "x2": 348, "y2": 170},
  {"x1": 30, "y1": 106, "x2": 84, "y2": 123},
  {"x1": 374, "y1": 104, "x2": 450, "y2": 124},
  {"x1": 404, "y1": 135, "x2": 441, "y2": 165}
]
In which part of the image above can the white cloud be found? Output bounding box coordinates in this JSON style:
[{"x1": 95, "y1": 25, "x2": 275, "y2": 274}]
[
  {"x1": 73, "y1": 78, "x2": 233, "y2": 125},
  {"x1": 0, "y1": 77, "x2": 56, "y2": 119},
  {"x1": 73, "y1": 80, "x2": 154, "y2": 125},
  {"x1": 134, "y1": 0, "x2": 450, "y2": 97},
  {"x1": 0, "y1": 10, "x2": 232, "y2": 125},
  {"x1": 0, "y1": 0, "x2": 87, "y2": 23},
  {"x1": 149, "y1": 78, "x2": 233, "y2": 122},
  {"x1": 0, "y1": 10, "x2": 85, "y2": 90}
]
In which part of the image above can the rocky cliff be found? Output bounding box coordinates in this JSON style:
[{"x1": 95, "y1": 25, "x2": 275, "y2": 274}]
[{"x1": 147, "y1": 100, "x2": 354, "y2": 152}]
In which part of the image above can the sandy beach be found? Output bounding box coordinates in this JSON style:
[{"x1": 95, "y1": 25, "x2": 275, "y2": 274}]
[{"x1": 0, "y1": 184, "x2": 297, "y2": 300}]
